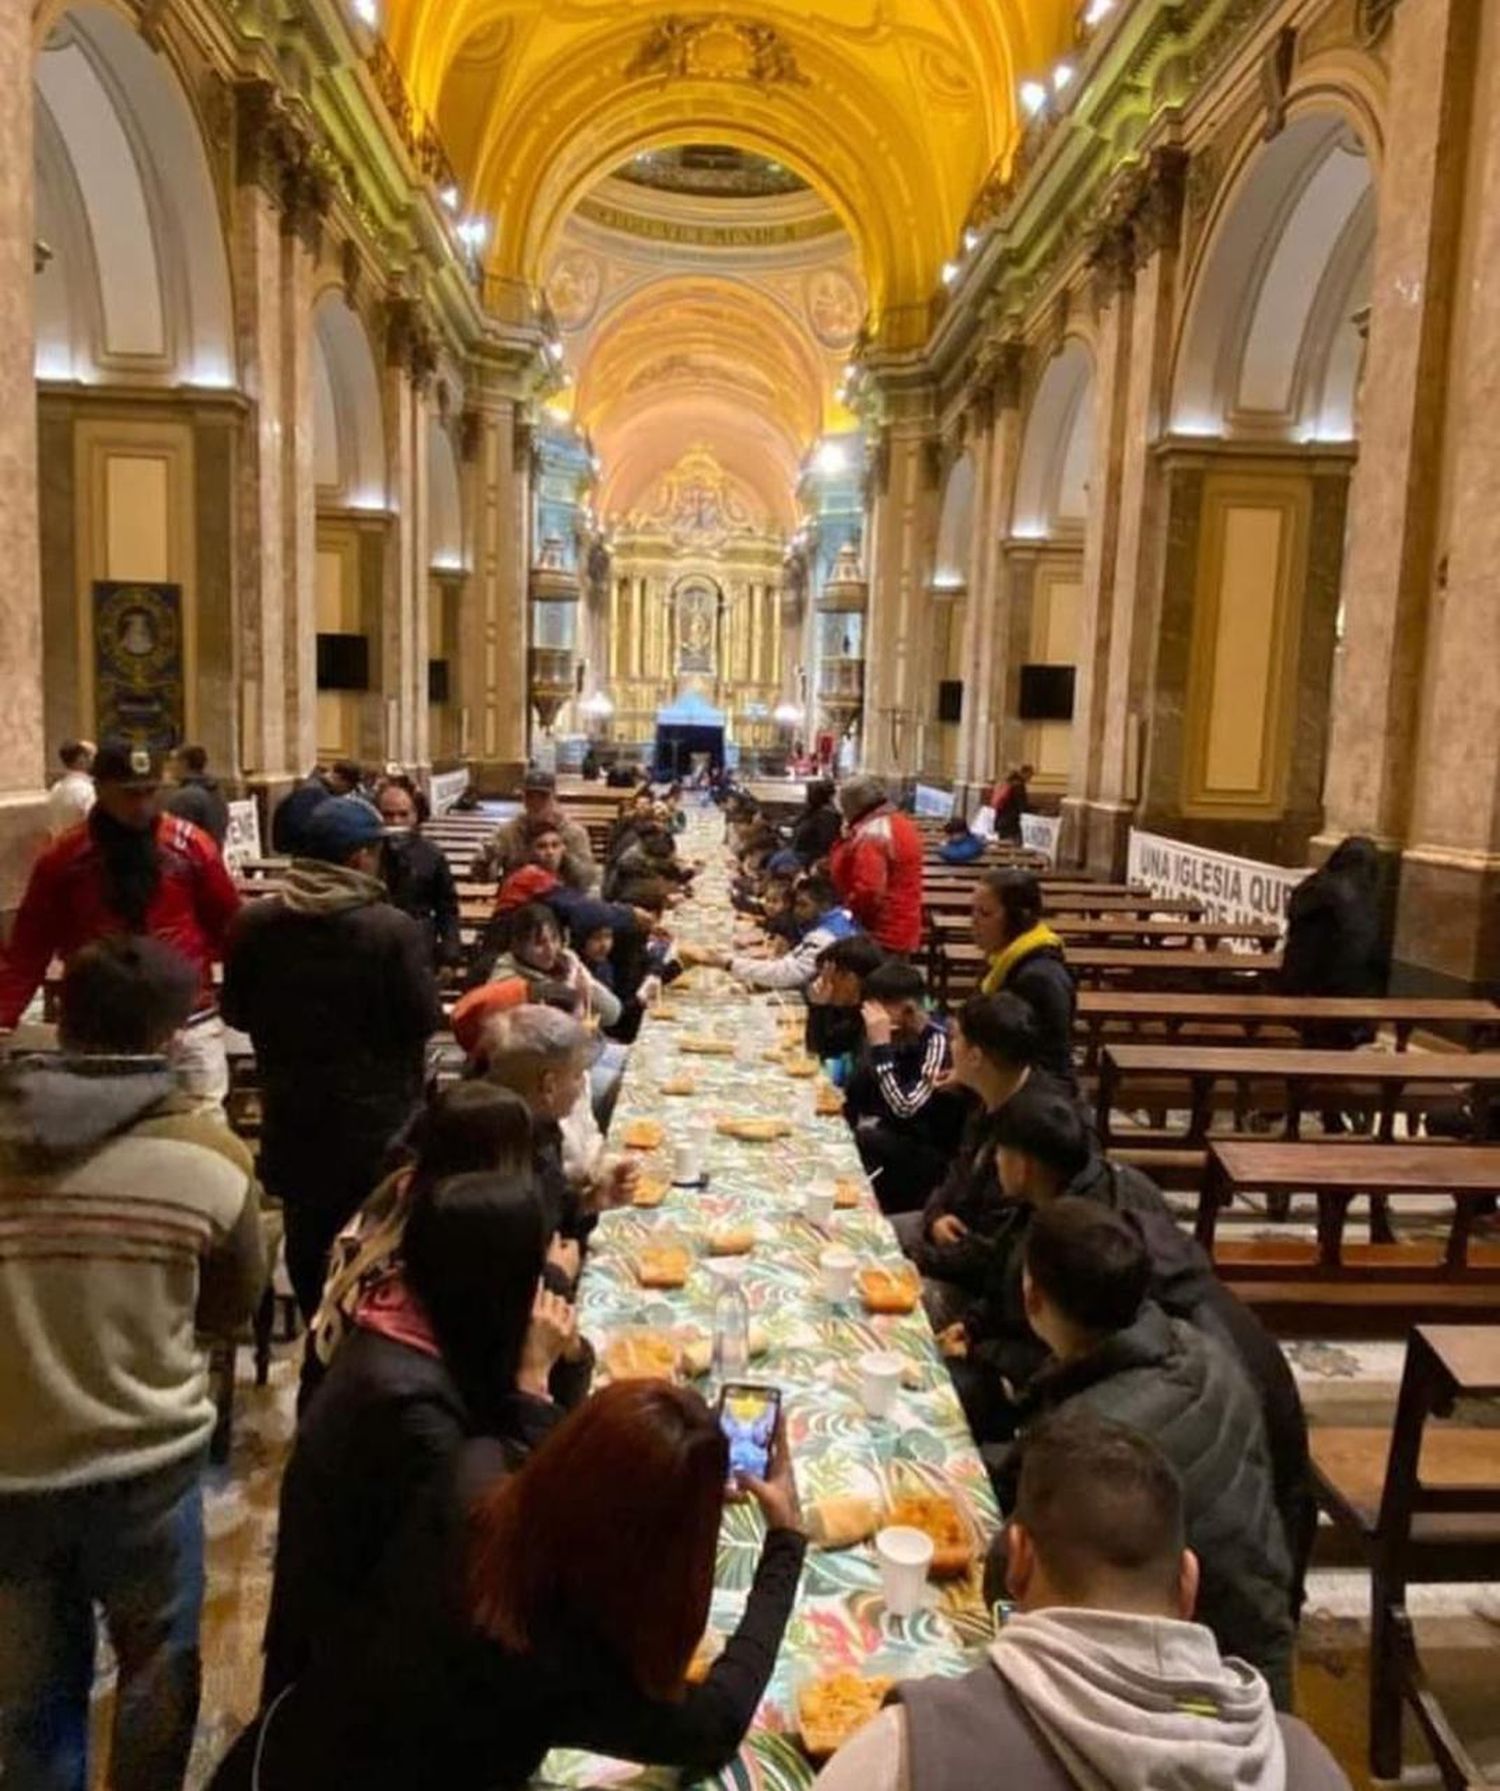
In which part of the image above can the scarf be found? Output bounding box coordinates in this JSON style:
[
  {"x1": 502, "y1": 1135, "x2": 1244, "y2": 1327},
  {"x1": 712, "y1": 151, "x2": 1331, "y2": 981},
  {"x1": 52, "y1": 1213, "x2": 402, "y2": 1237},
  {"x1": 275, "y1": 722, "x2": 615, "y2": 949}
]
[
  {"x1": 311, "y1": 1169, "x2": 414, "y2": 1366},
  {"x1": 990, "y1": 1609, "x2": 1286, "y2": 1791},
  {"x1": 89, "y1": 808, "x2": 162, "y2": 929},
  {"x1": 982, "y1": 922, "x2": 1066, "y2": 995},
  {"x1": 353, "y1": 1267, "x2": 441, "y2": 1359},
  {"x1": 282, "y1": 858, "x2": 388, "y2": 916}
]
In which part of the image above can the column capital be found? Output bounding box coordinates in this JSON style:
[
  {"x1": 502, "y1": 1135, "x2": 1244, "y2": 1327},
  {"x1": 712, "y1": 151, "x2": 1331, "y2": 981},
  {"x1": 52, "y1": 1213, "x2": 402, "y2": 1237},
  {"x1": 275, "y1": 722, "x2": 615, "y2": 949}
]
[
  {"x1": 234, "y1": 79, "x2": 331, "y2": 252},
  {"x1": 385, "y1": 293, "x2": 439, "y2": 391}
]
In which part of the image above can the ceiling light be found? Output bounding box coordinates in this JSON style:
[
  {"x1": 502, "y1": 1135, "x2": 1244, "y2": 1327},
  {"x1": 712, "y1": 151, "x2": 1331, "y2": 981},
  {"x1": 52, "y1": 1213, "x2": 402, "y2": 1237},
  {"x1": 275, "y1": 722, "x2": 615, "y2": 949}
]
[
  {"x1": 545, "y1": 340, "x2": 565, "y2": 364},
  {"x1": 440, "y1": 185, "x2": 460, "y2": 212},
  {"x1": 814, "y1": 440, "x2": 847, "y2": 476},
  {"x1": 964, "y1": 227, "x2": 981, "y2": 253},
  {"x1": 1083, "y1": 0, "x2": 1115, "y2": 24},
  {"x1": 1020, "y1": 81, "x2": 1048, "y2": 116},
  {"x1": 1053, "y1": 63, "x2": 1075, "y2": 93},
  {"x1": 457, "y1": 217, "x2": 489, "y2": 251},
  {"x1": 352, "y1": 0, "x2": 378, "y2": 24},
  {"x1": 941, "y1": 261, "x2": 961, "y2": 287}
]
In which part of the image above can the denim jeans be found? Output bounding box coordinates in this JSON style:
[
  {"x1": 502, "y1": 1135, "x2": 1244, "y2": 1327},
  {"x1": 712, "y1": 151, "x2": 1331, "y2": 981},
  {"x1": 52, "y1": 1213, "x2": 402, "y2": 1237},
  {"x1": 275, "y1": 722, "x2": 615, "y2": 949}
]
[{"x1": 0, "y1": 1452, "x2": 206, "y2": 1791}]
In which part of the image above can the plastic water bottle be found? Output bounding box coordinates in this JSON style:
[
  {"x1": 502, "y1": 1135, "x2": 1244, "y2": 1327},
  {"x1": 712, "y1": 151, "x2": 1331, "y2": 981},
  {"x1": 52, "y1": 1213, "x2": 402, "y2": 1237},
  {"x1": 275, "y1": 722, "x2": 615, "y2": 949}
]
[{"x1": 711, "y1": 1267, "x2": 750, "y2": 1384}]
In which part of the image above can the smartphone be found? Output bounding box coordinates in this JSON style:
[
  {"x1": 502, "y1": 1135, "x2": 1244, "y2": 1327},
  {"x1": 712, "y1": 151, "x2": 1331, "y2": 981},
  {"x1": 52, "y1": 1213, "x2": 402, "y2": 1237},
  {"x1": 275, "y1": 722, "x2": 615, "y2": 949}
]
[{"x1": 717, "y1": 1382, "x2": 781, "y2": 1484}]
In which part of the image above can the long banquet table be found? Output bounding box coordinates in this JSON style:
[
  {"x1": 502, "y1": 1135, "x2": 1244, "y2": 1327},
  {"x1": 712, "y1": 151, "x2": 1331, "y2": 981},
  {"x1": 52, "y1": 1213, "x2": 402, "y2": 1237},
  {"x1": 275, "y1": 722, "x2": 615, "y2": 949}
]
[{"x1": 544, "y1": 817, "x2": 999, "y2": 1789}]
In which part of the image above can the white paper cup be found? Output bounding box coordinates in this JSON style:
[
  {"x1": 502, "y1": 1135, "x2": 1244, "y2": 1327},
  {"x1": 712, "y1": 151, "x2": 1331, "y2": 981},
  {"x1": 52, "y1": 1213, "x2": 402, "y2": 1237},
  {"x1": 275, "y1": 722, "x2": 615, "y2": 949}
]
[
  {"x1": 804, "y1": 1183, "x2": 835, "y2": 1227},
  {"x1": 820, "y1": 1246, "x2": 857, "y2": 1303},
  {"x1": 857, "y1": 1350, "x2": 904, "y2": 1419},
  {"x1": 876, "y1": 1524, "x2": 935, "y2": 1618},
  {"x1": 672, "y1": 1136, "x2": 704, "y2": 1185}
]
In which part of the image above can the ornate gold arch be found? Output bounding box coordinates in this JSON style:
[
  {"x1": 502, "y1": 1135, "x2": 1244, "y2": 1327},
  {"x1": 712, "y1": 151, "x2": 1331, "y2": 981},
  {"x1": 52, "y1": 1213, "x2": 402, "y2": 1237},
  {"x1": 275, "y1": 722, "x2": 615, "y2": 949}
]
[{"x1": 384, "y1": 0, "x2": 1075, "y2": 341}]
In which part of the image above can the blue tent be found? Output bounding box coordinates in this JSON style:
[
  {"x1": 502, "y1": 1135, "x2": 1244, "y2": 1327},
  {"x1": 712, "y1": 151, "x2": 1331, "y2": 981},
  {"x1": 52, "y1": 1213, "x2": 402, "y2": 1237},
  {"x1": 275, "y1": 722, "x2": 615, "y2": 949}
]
[{"x1": 654, "y1": 690, "x2": 726, "y2": 778}]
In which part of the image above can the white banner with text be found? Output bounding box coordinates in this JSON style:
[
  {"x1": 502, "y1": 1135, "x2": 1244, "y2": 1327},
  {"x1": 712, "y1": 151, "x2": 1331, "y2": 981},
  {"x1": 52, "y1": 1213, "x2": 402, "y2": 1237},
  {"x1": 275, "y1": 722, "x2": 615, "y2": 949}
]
[
  {"x1": 222, "y1": 798, "x2": 263, "y2": 874},
  {"x1": 430, "y1": 768, "x2": 472, "y2": 814},
  {"x1": 1127, "y1": 829, "x2": 1306, "y2": 937},
  {"x1": 1020, "y1": 814, "x2": 1062, "y2": 864}
]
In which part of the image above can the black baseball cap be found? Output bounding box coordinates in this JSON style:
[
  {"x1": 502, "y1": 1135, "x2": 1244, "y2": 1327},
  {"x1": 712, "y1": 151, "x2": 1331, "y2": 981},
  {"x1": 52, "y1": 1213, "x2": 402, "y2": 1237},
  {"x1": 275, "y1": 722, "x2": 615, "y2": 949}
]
[{"x1": 92, "y1": 738, "x2": 163, "y2": 788}]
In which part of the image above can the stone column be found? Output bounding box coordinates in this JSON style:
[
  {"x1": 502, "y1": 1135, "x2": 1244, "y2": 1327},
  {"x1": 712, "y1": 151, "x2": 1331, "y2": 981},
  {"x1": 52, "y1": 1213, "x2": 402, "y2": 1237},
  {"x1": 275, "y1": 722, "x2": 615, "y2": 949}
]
[
  {"x1": 861, "y1": 377, "x2": 940, "y2": 780},
  {"x1": 232, "y1": 83, "x2": 325, "y2": 803},
  {"x1": 954, "y1": 345, "x2": 1024, "y2": 799},
  {"x1": 0, "y1": 0, "x2": 47, "y2": 901},
  {"x1": 383, "y1": 298, "x2": 436, "y2": 770},
  {"x1": 1390, "y1": 0, "x2": 1500, "y2": 992},
  {"x1": 1320, "y1": 0, "x2": 1479, "y2": 852},
  {"x1": 280, "y1": 193, "x2": 320, "y2": 782},
  {"x1": 1061, "y1": 242, "x2": 1134, "y2": 869},
  {"x1": 458, "y1": 374, "x2": 531, "y2": 789},
  {"x1": 1077, "y1": 154, "x2": 1186, "y2": 875}
]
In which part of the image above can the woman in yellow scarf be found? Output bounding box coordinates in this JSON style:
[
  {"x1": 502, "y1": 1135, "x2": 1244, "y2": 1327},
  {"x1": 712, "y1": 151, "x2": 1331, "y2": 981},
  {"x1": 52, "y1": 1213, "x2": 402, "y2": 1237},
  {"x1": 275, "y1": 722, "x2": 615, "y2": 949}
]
[{"x1": 971, "y1": 869, "x2": 1077, "y2": 1087}]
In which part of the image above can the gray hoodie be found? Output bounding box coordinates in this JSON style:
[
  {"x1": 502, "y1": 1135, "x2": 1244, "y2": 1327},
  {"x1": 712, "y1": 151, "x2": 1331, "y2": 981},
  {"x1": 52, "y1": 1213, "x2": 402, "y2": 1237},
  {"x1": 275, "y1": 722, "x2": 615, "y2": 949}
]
[{"x1": 810, "y1": 1609, "x2": 1348, "y2": 1791}]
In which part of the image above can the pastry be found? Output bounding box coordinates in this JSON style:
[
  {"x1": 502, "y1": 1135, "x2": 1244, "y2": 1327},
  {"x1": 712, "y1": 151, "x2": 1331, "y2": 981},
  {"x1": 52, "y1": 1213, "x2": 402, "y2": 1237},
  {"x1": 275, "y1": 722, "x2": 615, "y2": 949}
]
[
  {"x1": 798, "y1": 1672, "x2": 894, "y2": 1760},
  {"x1": 632, "y1": 1176, "x2": 670, "y2": 1210},
  {"x1": 761, "y1": 1046, "x2": 789, "y2": 1065},
  {"x1": 622, "y1": 1118, "x2": 664, "y2": 1151},
  {"x1": 833, "y1": 1178, "x2": 863, "y2": 1209},
  {"x1": 784, "y1": 1057, "x2": 819, "y2": 1079},
  {"x1": 715, "y1": 1116, "x2": 791, "y2": 1142},
  {"x1": 858, "y1": 1265, "x2": 920, "y2": 1315},
  {"x1": 602, "y1": 1331, "x2": 680, "y2": 1382},
  {"x1": 705, "y1": 1225, "x2": 755, "y2": 1256},
  {"x1": 679, "y1": 1036, "x2": 737, "y2": 1056},
  {"x1": 649, "y1": 1004, "x2": 682, "y2": 1022},
  {"x1": 635, "y1": 1243, "x2": 692, "y2": 1289},
  {"x1": 887, "y1": 1494, "x2": 973, "y2": 1579},
  {"x1": 661, "y1": 1076, "x2": 697, "y2": 1096},
  {"x1": 814, "y1": 1084, "x2": 845, "y2": 1117},
  {"x1": 805, "y1": 1496, "x2": 880, "y2": 1551}
]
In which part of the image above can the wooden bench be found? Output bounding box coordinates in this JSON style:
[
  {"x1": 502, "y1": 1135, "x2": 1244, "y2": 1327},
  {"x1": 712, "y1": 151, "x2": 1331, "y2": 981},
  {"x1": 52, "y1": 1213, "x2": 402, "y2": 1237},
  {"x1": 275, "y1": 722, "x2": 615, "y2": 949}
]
[
  {"x1": 927, "y1": 910, "x2": 1281, "y2": 951},
  {"x1": 1199, "y1": 1140, "x2": 1500, "y2": 1268},
  {"x1": 935, "y1": 942, "x2": 1284, "y2": 1003},
  {"x1": 1075, "y1": 993, "x2": 1500, "y2": 1072},
  {"x1": 1096, "y1": 1045, "x2": 1500, "y2": 1151},
  {"x1": 1309, "y1": 1325, "x2": 1500, "y2": 1783}
]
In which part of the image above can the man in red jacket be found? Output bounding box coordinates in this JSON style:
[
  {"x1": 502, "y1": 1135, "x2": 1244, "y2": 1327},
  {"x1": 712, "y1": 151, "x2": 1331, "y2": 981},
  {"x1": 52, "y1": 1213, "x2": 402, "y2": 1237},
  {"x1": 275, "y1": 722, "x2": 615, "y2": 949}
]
[
  {"x1": 0, "y1": 739, "x2": 241, "y2": 1108},
  {"x1": 829, "y1": 775, "x2": 925, "y2": 956}
]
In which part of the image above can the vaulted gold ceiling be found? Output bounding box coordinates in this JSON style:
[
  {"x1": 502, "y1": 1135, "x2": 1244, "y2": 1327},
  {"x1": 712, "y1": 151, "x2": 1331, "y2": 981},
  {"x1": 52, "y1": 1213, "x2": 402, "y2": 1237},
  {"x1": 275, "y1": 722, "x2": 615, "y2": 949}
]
[{"x1": 387, "y1": 0, "x2": 1076, "y2": 344}]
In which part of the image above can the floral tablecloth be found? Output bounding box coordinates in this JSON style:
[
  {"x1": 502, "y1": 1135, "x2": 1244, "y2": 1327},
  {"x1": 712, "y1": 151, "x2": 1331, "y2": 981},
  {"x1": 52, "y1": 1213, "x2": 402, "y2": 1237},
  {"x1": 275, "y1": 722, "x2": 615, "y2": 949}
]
[{"x1": 541, "y1": 819, "x2": 998, "y2": 1789}]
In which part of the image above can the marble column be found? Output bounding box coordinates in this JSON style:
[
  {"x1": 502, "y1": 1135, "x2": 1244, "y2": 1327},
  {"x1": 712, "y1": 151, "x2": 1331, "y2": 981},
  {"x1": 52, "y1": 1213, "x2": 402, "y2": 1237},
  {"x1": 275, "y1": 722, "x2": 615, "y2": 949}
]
[
  {"x1": 861, "y1": 381, "x2": 940, "y2": 780},
  {"x1": 1061, "y1": 255, "x2": 1133, "y2": 870},
  {"x1": 280, "y1": 217, "x2": 318, "y2": 781},
  {"x1": 954, "y1": 348, "x2": 1024, "y2": 798},
  {"x1": 232, "y1": 84, "x2": 325, "y2": 801},
  {"x1": 1390, "y1": 0, "x2": 1500, "y2": 992},
  {"x1": 458, "y1": 378, "x2": 531, "y2": 788},
  {"x1": 0, "y1": 0, "x2": 46, "y2": 904},
  {"x1": 382, "y1": 301, "x2": 434, "y2": 772},
  {"x1": 1320, "y1": 0, "x2": 1478, "y2": 852}
]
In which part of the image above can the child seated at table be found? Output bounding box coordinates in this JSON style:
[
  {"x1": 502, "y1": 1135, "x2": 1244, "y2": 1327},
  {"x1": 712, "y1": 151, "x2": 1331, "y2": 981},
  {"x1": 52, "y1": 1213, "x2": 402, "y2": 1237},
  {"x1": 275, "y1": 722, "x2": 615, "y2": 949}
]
[
  {"x1": 986, "y1": 1200, "x2": 1297, "y2": 1707},
  {"x1": 938, "y1": 815, "x2": 987, "y2": 864},
  {"x1": 842, "y1": 961, "x2": 966, "y2": 1213}
]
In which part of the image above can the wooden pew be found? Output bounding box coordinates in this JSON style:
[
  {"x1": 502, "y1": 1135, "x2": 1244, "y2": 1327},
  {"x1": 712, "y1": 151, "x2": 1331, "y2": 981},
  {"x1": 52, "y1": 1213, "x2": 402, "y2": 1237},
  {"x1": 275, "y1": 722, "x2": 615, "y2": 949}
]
[
  {"x1": 1198, "y1": 1140, "x2": 1500, "y2": 1287},
  {"x1": 1309, "y1": 1326, "x2": 1500, "y2": 1782},
  {"x1": 934, "y1": 941, "x2": 1283, "y2": 1003},
  {"x1": 1096, "y1": 1044, "x2": 1500, "y2": 1152},
  {"x1": 1075, "y1": 992, "x2": 1500, "y2": 1072},
  {"x1": 927, "y1": 910, "x2": 1280, "y2": 951}
]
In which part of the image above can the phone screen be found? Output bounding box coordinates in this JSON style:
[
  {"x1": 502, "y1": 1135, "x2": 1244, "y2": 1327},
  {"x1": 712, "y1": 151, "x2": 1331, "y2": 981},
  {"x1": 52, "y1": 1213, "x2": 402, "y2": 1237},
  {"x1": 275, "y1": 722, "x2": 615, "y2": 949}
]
[{"x1": 717, "y1": 1382, "x2": 781, "y2": 1484}]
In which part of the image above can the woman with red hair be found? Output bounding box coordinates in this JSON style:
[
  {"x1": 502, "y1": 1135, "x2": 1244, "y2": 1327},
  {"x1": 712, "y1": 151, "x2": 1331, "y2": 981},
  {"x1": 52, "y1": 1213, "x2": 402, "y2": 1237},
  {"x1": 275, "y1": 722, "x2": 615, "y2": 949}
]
[{"x1": 210, "y1": 1382, "x2": 805, "y2": 1789}]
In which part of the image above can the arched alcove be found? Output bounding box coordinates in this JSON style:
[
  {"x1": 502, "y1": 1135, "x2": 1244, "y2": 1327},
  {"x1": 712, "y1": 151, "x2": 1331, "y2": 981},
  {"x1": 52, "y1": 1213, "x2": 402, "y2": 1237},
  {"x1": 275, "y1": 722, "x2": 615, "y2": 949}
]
[
  {"x1": 1012, "y1": 342, "x2": 1094, "y2": 539},
  {"x1": 312, "y1": 294, "x2": 389, "y2": 509},
  {"x1": 933, "y1": 451, "x2": 976, "y2": 591},
  {"x1": 33, "y1": 6, "x2": 234, "y2": 387},
  {"x1": 1172, "y1": 114, "x2": 1374, "y2": 442},
  {"x1": 427, "y1": 418, "x2": 464, "y2": 569}
]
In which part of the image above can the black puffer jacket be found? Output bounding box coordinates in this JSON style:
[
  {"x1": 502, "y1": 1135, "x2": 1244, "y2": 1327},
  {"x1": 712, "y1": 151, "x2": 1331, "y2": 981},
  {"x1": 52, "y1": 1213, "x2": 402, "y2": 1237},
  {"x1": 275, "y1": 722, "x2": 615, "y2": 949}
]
[
  {"x1": 995, "y1": 1304, "x2": 1296, "y2": 1708},
  {"x1": 1000, "y1": 945, "x2": 1077, "y2": 1088},
  {"x1": 261, "y1": 1328, "x2": 584, "y2": 1700},
  {"x1": 222, "y1": 890, "x2": 441, "y2": 1210},
  {"x1": 383, "y1": 833, "x2": 462, "y2": 968},
  {"x1": 961, "y1": 1147, "x2": 1171, "y2": 1387},
  {"x1": 1280, "y1": 838, "x2": 1385, "y2": 1047},
  {"x1": 789, "y1": 801, "x2": 842, "y2": 866}
]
